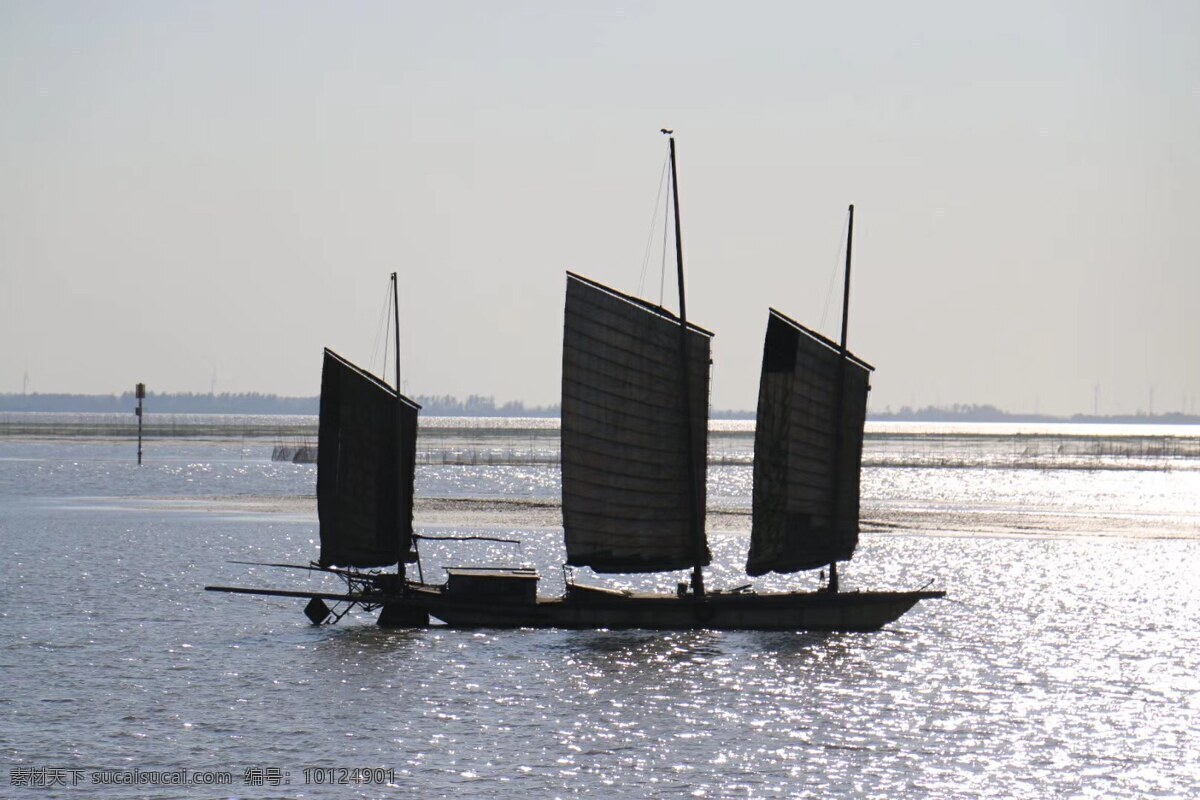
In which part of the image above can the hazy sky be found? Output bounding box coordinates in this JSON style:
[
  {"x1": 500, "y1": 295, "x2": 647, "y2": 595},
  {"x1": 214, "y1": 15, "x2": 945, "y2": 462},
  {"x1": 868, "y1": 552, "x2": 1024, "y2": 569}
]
[{"x1": 2, "y1": 1, "x2": 1197, "y2": 415}]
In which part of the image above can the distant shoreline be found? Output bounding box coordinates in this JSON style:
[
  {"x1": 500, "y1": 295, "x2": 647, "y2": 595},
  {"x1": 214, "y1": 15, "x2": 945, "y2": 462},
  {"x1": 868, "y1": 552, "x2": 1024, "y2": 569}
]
[{"x1": 1, "y1": 393, "x2": 1198, "y2": 425}]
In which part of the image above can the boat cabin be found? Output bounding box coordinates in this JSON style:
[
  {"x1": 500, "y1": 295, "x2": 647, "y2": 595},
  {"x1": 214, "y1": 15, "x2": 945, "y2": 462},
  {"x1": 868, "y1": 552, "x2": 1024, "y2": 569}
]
[{"x1": 444, "y1": 567, "x2": 539, "y2": 604}]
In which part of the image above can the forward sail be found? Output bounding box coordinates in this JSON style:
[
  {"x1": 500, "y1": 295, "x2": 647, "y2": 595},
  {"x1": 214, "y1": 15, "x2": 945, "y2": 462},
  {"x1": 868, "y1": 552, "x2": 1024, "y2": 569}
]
[
  {"x1": 561, "y1": 272, "x2": 713, "y2": 573},
  {"x1": 746, "y1": 310, "x2": 873, "y2": 576},
  {"x1": 317, "y1": 348, "x2": 420, "y2": 569}
]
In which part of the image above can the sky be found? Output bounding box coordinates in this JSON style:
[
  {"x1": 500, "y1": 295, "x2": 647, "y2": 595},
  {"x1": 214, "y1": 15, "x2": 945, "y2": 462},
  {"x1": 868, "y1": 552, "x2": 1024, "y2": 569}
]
[{"x1": 2, "y1": 1, "x2": 1197, "y2": 415}]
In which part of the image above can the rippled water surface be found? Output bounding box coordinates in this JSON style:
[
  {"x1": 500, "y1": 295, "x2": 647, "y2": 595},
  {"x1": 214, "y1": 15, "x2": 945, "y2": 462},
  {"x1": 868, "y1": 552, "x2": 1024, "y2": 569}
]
[{"x1": 2, "y1": 427, "x2": 1199, "y2": 798}]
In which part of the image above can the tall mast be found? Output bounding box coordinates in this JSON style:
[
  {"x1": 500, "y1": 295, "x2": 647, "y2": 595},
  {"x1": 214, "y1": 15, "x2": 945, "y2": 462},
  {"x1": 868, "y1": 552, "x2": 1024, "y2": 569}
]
[
  {"x1": 392, "y1": 271, "x2": 402, "y2": 396},
  {"x1": 840, "y1": 206, "x2": 854, "y2": 355},
  {"x1": 666, "y1": 132, "x2": 706, "y2": 598},
  {"x1": 392, "y1": 271, "x2": 406, "y2": 582},
  {"x1": 827, "y1": 204, "x2": 854, "y2": 593}
]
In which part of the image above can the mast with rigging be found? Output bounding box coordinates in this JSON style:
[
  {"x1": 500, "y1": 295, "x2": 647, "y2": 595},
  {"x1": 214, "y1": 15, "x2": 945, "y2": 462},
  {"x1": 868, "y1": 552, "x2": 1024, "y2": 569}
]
[
  {"x1": 665, "y1": 132, "x2": 707, "y2": 598},
  {"x1": 827, "y1": 204, "x2": 854, "y2": 593},
  {"x1": 391, "y1": 271, "x2": 407, "y2": 583}
]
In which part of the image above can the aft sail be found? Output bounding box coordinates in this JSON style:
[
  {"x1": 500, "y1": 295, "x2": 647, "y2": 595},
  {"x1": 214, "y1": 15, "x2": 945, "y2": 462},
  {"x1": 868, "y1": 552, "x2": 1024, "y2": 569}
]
[
  {"x1": 560, "y1": 272, "x2": 713, "y2": 573},
  {"x1": 317, "y1": 348, "x2": 420, "y2": 569},
  {"x1": 746, "y1": 310, "x2": 873, "y2": 576}
]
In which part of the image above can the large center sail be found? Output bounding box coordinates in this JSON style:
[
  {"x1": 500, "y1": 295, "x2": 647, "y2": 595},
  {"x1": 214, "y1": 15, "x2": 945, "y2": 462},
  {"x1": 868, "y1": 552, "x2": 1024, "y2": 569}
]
[
  {"x1": 746, "y1": 310, "x2": 873, "y2": 576},
  {"x1": 317, "y1": 348, "x2": 420, "y2": 569},
  {"x1": 561, "y1": 272, "x2": 713, "y2": 573}
]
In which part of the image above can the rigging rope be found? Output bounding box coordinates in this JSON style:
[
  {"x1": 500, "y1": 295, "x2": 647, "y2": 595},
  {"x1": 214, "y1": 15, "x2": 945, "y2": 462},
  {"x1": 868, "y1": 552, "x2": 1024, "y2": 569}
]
[
  {"x1": 367, "y1": 275, "x2": 393, "y2": 382},
  {"x1": 818, "y1": 207, "x2": 852, "y2": 335},
  {"x1": 636, "y1": 153, "x2": 670, "y2": 299},
  {"x1": 382, "y1": 278, "x2": 394, "y2": 386},
  {"x1": 659, "y1": 170, "x2": 671, "y2": 309}
]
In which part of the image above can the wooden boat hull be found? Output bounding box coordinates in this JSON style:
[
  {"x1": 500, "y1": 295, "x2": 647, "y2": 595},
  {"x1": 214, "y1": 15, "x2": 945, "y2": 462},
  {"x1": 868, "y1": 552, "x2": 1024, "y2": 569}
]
[{"x1": 399, "y1": 585, "x2": 944, "y2": 631}]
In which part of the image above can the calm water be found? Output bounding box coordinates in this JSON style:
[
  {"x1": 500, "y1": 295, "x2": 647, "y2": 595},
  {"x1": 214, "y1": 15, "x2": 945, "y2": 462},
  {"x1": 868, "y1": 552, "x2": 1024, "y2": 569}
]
[{"x1": 2, "y1": 423, "x2": 1199, "y2": 798}]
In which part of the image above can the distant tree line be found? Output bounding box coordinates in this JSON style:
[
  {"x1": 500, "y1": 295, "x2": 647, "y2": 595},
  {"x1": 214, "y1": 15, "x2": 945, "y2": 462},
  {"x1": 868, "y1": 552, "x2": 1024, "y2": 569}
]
[
  {"x1": 0, "y1": 392, "x2": 557, "y2": 417},
  {"x1": 411, "y1": 394, "x2": 559, "y2": 417},
  {"x1": 871, "y1": 403, "x2": 1200, "y2": 425},
  {"x1": 0, "y1": 392, "x2": 319, "y2": 414},
  {"x1": 3, "y1": 394, "x2": 1197, "y2": 424},
  {"x1": 872, "y1": 403, "x2": 1049, "y2": 422}
]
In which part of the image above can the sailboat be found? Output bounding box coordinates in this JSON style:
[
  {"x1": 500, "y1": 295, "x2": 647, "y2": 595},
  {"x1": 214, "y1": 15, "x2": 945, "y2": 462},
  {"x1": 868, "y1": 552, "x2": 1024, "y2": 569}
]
[
  {"x1": 208, "y1": 135, "x2": 943, "y2": 631},
  {"x1": 402, "y1": 135, "x2": 944, "y2": 629}
]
